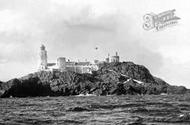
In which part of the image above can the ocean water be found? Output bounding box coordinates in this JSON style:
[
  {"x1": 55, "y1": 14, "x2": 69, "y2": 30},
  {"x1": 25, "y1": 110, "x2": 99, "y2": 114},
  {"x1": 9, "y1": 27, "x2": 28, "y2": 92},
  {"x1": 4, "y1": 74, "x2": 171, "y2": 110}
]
[{"x1": 0, "y1": 95, "x2": 190, "y2": 125}]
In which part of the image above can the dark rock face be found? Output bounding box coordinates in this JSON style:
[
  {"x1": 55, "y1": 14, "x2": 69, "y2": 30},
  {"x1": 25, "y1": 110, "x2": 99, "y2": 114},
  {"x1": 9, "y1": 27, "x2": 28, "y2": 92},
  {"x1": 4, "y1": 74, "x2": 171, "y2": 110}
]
[
  {"x1": 0, "y1": 62, "x2": 188, "y2": 98},
  {"x1": 98, "y1": 62, "x2": 156, "y2": 83},
  {"x1": 0, "y1": 81, "x2": 3, "y2": 89},
  {"x1": 0, "y1": 81, "x2": 4, "y2": 96},
  {"x1": 0, "y1": 78, "x2": 54, "y2": 98}
]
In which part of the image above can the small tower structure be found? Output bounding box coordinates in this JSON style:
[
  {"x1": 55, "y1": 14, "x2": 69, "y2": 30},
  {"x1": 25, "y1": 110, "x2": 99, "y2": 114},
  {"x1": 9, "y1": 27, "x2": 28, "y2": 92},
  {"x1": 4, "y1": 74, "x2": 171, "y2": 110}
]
[
  {"x1": 111, "y1": 52, "x2": 120, "y2": 63},
  {"x1": 39, "y1": 44, "x2": 48, "y2": 70},
  {"x1": 57, "y1": 57, "x2": 66, "y2": 72},
  {"x1": 105, "y1": 53, "x2": 110, "y2": 63}
]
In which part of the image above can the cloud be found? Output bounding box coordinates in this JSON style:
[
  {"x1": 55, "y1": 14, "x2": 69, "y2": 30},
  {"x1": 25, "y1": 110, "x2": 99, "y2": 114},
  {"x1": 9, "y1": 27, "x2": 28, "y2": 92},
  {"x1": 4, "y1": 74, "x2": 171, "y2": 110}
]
[
  {"x1": 0, "y1": 0, "x2": 163, "y2": 78},
  {"x1": 0, "y1": 0, "x2": 124, "y2": 80},
  {"x1": 0, "y1": 0, "x2": 190, "y2": 88}
]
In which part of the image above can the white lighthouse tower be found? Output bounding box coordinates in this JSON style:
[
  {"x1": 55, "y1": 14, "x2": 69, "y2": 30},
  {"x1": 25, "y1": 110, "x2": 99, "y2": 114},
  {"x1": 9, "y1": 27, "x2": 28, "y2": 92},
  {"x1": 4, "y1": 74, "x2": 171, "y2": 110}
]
[{"x1": 39, "y1": 44, "x2": 48, "y2": 70}]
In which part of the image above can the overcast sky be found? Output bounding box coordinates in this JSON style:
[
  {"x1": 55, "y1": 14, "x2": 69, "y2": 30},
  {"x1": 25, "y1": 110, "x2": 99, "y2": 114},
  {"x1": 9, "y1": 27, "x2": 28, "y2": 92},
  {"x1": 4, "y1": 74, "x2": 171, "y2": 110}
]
[{"x1": 0, "y1": 0, "x2": 190, "y2": 88}]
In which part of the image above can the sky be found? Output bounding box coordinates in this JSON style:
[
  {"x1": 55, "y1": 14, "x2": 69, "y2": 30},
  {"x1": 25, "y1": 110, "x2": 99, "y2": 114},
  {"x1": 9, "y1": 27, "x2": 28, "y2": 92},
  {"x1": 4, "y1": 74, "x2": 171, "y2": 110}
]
[{"x1": 0, "y1": 0, "x2": 190, "y2": 88}]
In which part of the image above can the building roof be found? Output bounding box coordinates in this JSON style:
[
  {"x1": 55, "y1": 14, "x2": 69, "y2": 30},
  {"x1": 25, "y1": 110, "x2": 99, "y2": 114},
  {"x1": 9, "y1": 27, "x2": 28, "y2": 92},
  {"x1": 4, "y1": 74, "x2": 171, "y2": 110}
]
[
  {"x1": 66, "y1": 61, "x2": 91, "y2": 66},
  {"x1": 47, "y1": 63, "x2": 56, "y2": 66},
  {"x1": 76, "y1": 62, "x2": 91, "y2": 65}
]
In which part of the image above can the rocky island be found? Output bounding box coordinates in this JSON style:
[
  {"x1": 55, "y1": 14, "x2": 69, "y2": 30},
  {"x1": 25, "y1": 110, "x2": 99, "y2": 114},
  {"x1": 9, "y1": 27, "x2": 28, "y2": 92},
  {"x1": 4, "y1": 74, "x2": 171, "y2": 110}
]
[{"x1": 0, "y1": 61, "x2": 188, "y2": 98}]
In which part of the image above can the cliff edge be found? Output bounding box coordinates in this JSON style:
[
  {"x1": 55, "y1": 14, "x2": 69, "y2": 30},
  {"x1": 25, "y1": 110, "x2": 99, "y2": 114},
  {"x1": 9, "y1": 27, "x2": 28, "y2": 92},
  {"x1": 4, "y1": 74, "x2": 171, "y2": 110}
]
[{"x1": 0, "y1": 62, "x2": 187, "y2": 98}]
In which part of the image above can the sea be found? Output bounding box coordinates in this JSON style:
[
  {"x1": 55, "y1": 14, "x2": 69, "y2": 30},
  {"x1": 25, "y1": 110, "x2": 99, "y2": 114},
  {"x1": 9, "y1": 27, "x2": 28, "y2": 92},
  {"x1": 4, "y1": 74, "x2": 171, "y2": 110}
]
[{"x1": 0, "y1": 95, "x2": 190, "y2": 125}]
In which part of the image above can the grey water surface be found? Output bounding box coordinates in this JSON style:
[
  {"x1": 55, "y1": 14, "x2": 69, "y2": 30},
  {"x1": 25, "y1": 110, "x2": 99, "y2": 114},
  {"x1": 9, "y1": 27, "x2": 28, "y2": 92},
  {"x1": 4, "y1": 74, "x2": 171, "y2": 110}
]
[{"x1": 0, "y1": 95, "x2": 190, "y2": 125}]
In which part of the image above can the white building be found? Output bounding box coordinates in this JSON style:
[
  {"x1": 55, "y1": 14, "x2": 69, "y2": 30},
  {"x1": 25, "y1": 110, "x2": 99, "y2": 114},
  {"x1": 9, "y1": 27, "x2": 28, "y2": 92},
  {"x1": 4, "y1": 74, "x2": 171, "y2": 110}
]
[
  {"x1": 39, "y1": 45, "x2": 99, "y2": 74},
  {"x1": 39, "y1": 45, "x2": 120, "y2": 73}
]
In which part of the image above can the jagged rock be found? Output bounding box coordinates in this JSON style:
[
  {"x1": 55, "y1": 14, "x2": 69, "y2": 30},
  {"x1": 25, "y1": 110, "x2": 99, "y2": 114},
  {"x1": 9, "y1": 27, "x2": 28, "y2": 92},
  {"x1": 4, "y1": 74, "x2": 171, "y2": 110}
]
[
  {"x1": 0, "y1": 62, "x2": 188, "y2": 98},
  {"x1": 98, "y1": 62, "x2": 156, "y2": 83},
  {"x1": 0, "y1": 78, "x2": 54, "y2": 98},
  {"x1": 167, "y1": 85, "x2": 187, "y2": 94},
  {"x1": 0, "y1": 81, "x2": 5, "y2": 96},
  {"x1": 0, "y1": 81, "x2": 3, "y2": 89}
]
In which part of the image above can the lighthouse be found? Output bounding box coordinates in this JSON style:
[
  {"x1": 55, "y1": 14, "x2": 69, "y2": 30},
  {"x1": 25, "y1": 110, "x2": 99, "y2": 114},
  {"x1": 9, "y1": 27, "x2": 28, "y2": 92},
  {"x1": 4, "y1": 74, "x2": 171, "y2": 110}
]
[{"x1": 39, "y1": 44, "x2": 48, "y2": 70}]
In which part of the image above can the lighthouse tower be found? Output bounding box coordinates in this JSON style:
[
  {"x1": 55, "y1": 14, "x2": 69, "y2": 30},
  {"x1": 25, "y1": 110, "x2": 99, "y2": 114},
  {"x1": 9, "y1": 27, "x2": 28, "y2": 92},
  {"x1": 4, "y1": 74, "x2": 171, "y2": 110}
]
[{"x1": 39, "y1": 44, "x2": 48, "y2": 70}]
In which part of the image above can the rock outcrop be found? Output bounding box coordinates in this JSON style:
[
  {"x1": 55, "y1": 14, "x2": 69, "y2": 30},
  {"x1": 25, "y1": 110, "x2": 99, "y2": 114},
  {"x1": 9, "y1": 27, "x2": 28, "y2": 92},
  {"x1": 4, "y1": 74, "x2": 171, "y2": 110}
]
[
  {"x1": 0, "y1": 81, "x2": 4, "y2": 96},
  {"x1": 0, "y1": 62, "x2": 188, "y2": 98}
]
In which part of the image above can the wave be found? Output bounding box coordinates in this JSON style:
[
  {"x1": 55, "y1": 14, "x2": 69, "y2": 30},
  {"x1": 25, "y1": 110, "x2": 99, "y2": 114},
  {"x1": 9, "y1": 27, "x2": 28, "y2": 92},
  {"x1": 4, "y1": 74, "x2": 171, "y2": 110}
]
[{"x1": 67, "y1": 107, "x2": 92, "y2": 112}]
